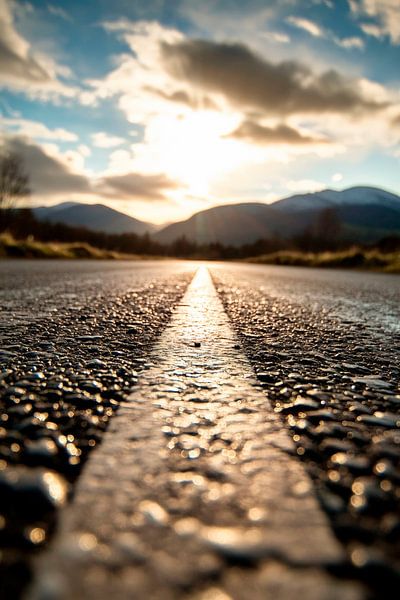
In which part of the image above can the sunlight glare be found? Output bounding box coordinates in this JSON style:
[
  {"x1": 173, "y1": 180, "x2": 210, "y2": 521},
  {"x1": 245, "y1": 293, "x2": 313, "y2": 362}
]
[{"x1": 144, "y1": 110, "x2": 261, "y2": 195}]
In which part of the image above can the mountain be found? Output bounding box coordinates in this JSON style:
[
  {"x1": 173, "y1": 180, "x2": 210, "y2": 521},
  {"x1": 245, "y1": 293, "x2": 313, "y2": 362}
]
[
  {"x1": 155, "y1": 203, "x2": 290, "y2": 245},
  {"x1": 273, "y1": 186, "x2": 400, "y2": 212},
  {"x1": 155, "y1": 186, "x2": 400, "y2": 246},
  {"x1": 34, "y1": 202, "x2": 157, "y2": 235}
]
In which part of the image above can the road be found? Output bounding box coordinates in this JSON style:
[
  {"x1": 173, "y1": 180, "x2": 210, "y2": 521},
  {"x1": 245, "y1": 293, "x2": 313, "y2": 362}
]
[
  {"x1": 210, "y1": 262, "x2": 400, "y2": 334},
  {"x1": 210, "y1": 262, "x2": 400, "y2": 598},
  {"x1": 0, "y1": 260, "x2": 197, "y2": 598},
  {"x1": 0, "y1": 260, "x2": 399, "y2": 599}
]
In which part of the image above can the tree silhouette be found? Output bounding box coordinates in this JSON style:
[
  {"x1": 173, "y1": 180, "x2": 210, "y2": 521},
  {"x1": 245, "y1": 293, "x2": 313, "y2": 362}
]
[
  {"x1": 314, "y1": 207, "x2": 342, "y2": 245},
  {"x1": 0, "y1": 151, "x2": 31, "y2": 210}
]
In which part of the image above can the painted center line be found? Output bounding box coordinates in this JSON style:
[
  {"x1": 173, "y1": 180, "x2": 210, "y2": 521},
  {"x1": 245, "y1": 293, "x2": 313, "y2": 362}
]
[{"x1": 30, "y1": 267, "x2": 363, "y2": 599}]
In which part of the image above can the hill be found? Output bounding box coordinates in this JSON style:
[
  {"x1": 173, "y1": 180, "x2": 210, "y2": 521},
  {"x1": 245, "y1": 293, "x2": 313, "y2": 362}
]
[
  {"x1": 155, "y1": 186, "x2": 400, "y2": 246},
  {"x1": 34, "y1": 202, "x2": 157, "y2": 236},
  {"x1": 273, "y1": 186, "x2": 400, "y2": 212}
]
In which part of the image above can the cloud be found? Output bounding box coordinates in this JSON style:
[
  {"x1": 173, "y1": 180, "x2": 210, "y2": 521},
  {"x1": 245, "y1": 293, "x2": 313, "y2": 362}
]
[
  {"x1": 1, "y1": 117, "x2": 78, "y2": 141},
  {"x1": 335, "y1": 36, "x2": 365, "y2": 49},
  {"x1": 1, "y1": 135, "x2": 91, "y2": 196},
  {"x1": 91, "y1": 132, "x2": 125, "y2": 148},
  {"x1": 1, "y1": 134, "x2": 180, "y2": 204},
  {"x1": 178, "y1": 0, "x2": 276, "y2": 45},
  {"x1": 392, "y1": 113, "x2": 400, "y2": 126},
  {"x1": 359, "y1": 22, "x2": 386, "y2": 39},
  {"x1": 78, "y1": 144, "x2": 91, "y2": 157},
  {"x1": 263, "y1": 31, "x2": 291, "y2": 44},
  {"x1": 225, "y1": 120, "x2": 328, "y2": 145},
  {"x1": 144, "y1": 86, "x2": 218, "y2": 110},
  {"x1": 0, "y1": 0, "x2": 76, "y2": 98},
  {"x1": 349, "y1": 0, "x2": 400, "y2": 44},
  {"x1": 160, "y1": 38, "x2": 388, "y2": 116},
  {"x1": 331, "y1": 172, "x2": 343, "y2": 182},
  {"x1": 0, "y1": 0, "x2": 51, "y2": 82},
  {"x1": 287, "y1": 13, "x2": 364, "y2": 50},
  {"x1": 286, "y1": 179, "x2": 326, "y2": 193},
  {"x1": 47, "y1": 4, "x2": 72, "y2": 22},
  {"x1": 100, "y1": 172, "x2": 179, "y2": 200},
  {"x1": 286, "y1": 16, "x2": 324, "y2": 37}
]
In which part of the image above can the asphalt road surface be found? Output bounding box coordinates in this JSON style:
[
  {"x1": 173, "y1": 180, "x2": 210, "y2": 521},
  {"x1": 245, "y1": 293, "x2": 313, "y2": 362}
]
[
  {"x1": 0, "y1": 260, "x2": 197, "y2": 598},
  {"x1": 210, "y1": 263, "x2": 400, "y2": 598},
  {"x1": 0, "y1": 260, "x2": 399, "y2": 599}
]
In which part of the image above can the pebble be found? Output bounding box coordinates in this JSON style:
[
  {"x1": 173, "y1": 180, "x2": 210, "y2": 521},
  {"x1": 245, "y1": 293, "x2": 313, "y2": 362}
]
[
  {"x1": 356, "y1": 414, "x2": 399, "y2": 428},
  {"x1": 279, "y1": 397, "x2": 319, "y2": 414},
  {"x1": 0, "y1": 467, "x2": 68, "y2": 516},
  {"x1": 199, "y1": 525, "x2": 272, "y2": 561}
]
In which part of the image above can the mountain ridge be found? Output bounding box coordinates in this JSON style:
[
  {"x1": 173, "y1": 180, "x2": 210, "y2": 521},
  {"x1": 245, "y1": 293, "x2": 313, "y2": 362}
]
[
  {"x1": 34, "y1": 202, "x2": 157, "y2": 236},
  {"x1": 33, "y1": 186, "x2": 400, "y2": 244},
  {"x1": 155, "y1": 186, "x2": 400, "y2": 245}
]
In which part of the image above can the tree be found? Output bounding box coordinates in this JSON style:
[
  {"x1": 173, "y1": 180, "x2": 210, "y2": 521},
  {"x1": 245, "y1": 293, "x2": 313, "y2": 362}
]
[
  {"x1": 314, "y1": 207, "x2": 342, "y2": 246},
  {"x1": 0, "y1": 151, "x2": 31, "y2": 210}
]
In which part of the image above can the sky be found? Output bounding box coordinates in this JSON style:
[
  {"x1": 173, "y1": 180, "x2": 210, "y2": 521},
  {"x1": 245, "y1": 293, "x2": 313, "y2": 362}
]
[{"x1": 1, "y1": 0, "x2": 400, "y2": 224}]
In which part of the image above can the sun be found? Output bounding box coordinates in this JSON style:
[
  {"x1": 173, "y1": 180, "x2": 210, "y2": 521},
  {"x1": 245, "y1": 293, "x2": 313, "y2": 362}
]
[{"x1": 143, "y1": 110, "x2": 261, "y2": 196}]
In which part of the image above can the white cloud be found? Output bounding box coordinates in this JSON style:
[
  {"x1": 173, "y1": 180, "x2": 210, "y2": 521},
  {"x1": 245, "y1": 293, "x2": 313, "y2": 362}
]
[
  {"x1": 1, "y1": 117, "x2": 78, "y2": 141},
  {"x1": 359, "y1": 22, "x2": 386, "y2": 39},
  {"x1": 91, "y1": 131, "x2": 126, "y2": 148},
  {"x1": 261, "y1": 31, "x2": 291, "y2": 44},
  {"x1": 331, "y1": 172, "x2": 343, "y2": 182},
  {"x1": 287, "y1": 15, "x2": 364, "y2": 50},
  {"x1": 78, "y1": 144, "x2": 91, "y2": 157},
  {"x1": 286, "y1": 16, "x2": 324, "y2": 37},
  {"x1": 349, "y1": 0, "x2": 400, "y2": 44},
  {"x1": 106, "y1": 149, "x2": 135, "y2": 173},
  {"x1": 286, "y1": 179, "x2": 326, "y2": 193},
  {"x1": 47, "y1": 4, "x2": 72, "y2": 22},
  {"x1": 335, "y1": 36, "x2": 365, "y2": 49},
  {"x1": 178, "y1": 1, "x2": 275, "y2": 43}
]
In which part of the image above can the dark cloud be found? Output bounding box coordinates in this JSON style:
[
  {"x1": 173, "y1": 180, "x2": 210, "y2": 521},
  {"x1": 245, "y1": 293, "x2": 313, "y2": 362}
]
[
  {"x1": 101, "y1": 172, "x2": 179, "y2": 201},
  {"x1": 226, "y1": 120, "x2": 327, "y2": 144},
  {"x1": 145, "y1": 86, "x2": 193, "y2": 106},
  {"x1": 145, "y1": 86, "x2": 218, "y2": 111},
  {"x1": 0, "y1": 0, "x2": 52, "y2": 83},
  {"x1": 2, "y1": 136, "x2": 179, "y2": 202},
  {"x1": 0, "y1": 40, "x2": 51, "y2": 82},
  {"x1": 3, "y1": 136, "x2": 91, "y2": 195},
  {"x1": 161, "y1": 39, "x2": 387, "y2": 116},
  {"x1": 393, "y1": 114, "x2": 400, "y2": 126}
]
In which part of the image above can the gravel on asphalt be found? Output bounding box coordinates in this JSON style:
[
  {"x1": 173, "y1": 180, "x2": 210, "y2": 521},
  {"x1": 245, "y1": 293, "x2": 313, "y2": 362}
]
[
  {"x1": 0, "y1": 260, "x2": 195, "y2": 598},
  {"x1": 211, "y1": 265, "x2": 400, "y2": 599}
]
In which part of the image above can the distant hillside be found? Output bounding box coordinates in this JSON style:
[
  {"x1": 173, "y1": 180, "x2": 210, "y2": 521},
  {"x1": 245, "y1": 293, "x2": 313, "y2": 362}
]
[
  {"x1": 273, "y1": 186, "x2": 400, "y2": 212},
  {"x1": 155, "y1": 186, "x2": 400, "y2": 246},
  {"x1": 155, "y1": 203, "x2": 289, "y2": 245},
  {"x1": 34, "y1": 202, "x2": 157, "y2": 235}
]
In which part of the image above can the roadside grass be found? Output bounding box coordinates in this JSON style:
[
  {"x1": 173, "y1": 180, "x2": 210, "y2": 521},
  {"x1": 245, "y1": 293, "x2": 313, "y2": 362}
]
[
  {"x1": 1, "y1": 232, "x2": 399, "y2": 272},
  {"x1": 0, "y1": 232, "x2": 141, "y2": 260},
  {"x1": 245, "y1": 247, "x2": 400, "y2": 273}
]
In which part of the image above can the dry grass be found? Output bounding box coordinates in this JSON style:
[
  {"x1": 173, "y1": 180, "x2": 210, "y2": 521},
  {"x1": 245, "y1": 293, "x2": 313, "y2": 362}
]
[
  {"x1": 245, "y1": 247, "x2": 400, "y2": 273},
  {"x1": 0, "y1": 232, "x2": 141, "y2": 260}
]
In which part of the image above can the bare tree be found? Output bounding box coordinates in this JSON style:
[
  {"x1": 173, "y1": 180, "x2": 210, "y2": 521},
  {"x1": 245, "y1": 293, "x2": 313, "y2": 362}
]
[{"x1": 0, "y1": 151, "x2": 31, "y2": 209}]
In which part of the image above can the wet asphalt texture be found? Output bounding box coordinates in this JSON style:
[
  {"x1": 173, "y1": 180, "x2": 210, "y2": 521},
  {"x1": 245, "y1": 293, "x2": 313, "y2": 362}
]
[
  {"x1": 210, "y1": 263, "x2": 400, "y2": 599},
  {"x1": 0, "y1": 260, "x2": 399, "y2": 599},
  {"x1": 0, "y1": 260, "x2": 195, "y2": 598}
]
